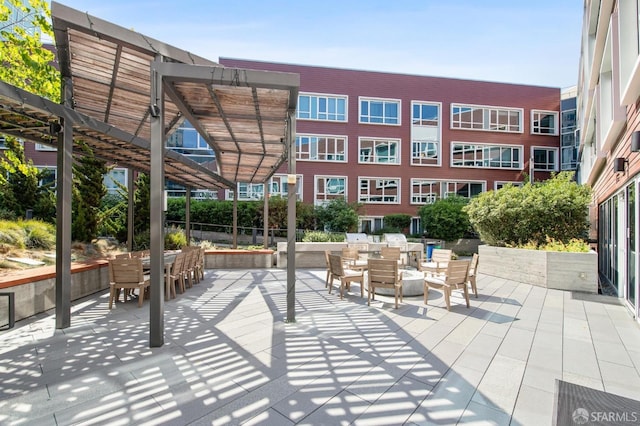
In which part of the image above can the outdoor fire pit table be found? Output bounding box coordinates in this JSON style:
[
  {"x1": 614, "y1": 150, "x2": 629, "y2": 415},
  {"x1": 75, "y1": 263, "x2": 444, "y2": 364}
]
[{"x1": 367, "y1": 268, "x2": 424, "y2": 297}]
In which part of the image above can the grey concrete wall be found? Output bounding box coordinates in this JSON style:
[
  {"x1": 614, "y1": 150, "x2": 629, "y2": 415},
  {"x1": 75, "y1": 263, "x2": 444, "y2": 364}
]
[
  {"x1": 478, "y1": 245, "x2": 598, "y2": 293},
  {"x1": 204, "y1": 251, "x2": 274, "y2": 269},
  {"x1": 5, "y1": 264, "x2": 110, "y2": 322}
]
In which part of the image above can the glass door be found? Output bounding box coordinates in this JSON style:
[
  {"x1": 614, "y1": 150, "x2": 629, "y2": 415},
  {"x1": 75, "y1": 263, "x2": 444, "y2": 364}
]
[{"x1": 627, "y1": 183, "x2": 636, "y2": 310}]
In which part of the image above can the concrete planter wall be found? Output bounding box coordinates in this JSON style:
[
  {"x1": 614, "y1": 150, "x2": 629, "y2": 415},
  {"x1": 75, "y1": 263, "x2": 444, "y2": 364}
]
[
  {"x1": 478, "y1": 245, "x2": 598, "y2": 293},
  {"x1": 1, "y1": 260, "x2": 110, "y2": 322},
  {"x1": 204, "y1": 249, "x2": 274, "y2": 269}
]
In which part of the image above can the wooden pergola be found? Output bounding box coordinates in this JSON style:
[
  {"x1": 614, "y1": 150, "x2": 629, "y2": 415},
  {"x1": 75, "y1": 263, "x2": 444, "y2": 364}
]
[{"x1": 0, "y1": 2, "x2": 300, "y2": 347}]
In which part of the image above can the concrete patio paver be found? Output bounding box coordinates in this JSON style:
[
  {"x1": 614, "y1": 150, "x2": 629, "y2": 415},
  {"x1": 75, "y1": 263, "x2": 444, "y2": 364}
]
[{"x1": 1, "y1": 268, "x2": 640, "y2": 425}]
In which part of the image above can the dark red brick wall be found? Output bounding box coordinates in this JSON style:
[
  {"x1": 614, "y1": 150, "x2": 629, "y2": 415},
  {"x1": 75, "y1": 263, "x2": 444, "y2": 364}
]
[{"x1": 221, "y1": 58, "x2": 560, "y2": 218}]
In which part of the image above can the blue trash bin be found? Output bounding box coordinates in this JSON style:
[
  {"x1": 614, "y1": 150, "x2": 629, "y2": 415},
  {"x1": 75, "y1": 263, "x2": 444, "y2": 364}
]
[{"x1": 426, "y1": 243, "x2": 435, "y2": 262}]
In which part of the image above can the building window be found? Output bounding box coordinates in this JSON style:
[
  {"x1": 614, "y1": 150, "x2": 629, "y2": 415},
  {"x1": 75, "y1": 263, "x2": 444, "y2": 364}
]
[
  {"x1": 236, "y1": 182, "x2": 265, "y2": 200},
  {"x1": 0, "y1": 136, "x2": 6, "y2": 149},
  {"x1": 37, "y1": 166, "x2": 56, "y2": 188},
  {"x1": 451, "y1": 104, "x2": 523, "y2": 133},
  {"x1": 532, "y1": 147, "x2": 558, "y2": 171},
  {"x1": 451, "y1": 142, "x2": 522, "y2": 169},
  {"x1": 35, "y1": 143, "x2": 56, "y2": 151},
  {"x1": 296, "y1": 134, "x2": 346, "y2": 162},
  {"x1": 104, "y1": 168, "x2": 127, "y2": 194},
  {"x1": 411, "y1": 101, "x2": 441, "y2": 166},
  {"x1": 358, "y1": 177, "x2": 400, "y2": 204},
  {"x1": 359, "y1": 216, "x2": 384, "y2": 234},
  {"x1": 269, "y1": 174, "x2": 303, "y2": 200},
  {"x1": 443, "y1": 181, "x2": 485, "y2": 199},
  {"x1": 359, "y1": 97, "x2": 400, "y2": 125},
  {"x1": 494, "y1": 181, "x2": 523, "y2": 190},
  {"x1": 358, "y1": 138, "x2": 400, "y2": 164},
  {"x1": 531, "y1": 110, "x2": 559, "y2": 135},
  {"x1": 297, "y1": 93, "x2": 347, "y2": 122},
  {"x1": 410, "y1": 179, "x2": 440, "y2": 204},
  {"x1": 315, "y1": 175, "x2": 346, "y2": 205},
  {"x1": 166, "y1": 120, "x2": 215, "y2": 165}
]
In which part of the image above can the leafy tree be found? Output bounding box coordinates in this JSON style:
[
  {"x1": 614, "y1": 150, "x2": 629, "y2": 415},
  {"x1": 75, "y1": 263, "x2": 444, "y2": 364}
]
[
  {"x1": 0, "y1": 137, "x2": 53, "y2": 220},
  {"x1": 464, "y1": 172, "x2": 591, "y2": 247},
  {"x1": 316, "y1": 197, "x2": 360, "y2": 233},
  {"x1": 0, "y1": 0, "x2": 60, "y2": 101},
  {"x1": 383, "y1": 214, "x2": 412, "y2": 233},
  {"x1": 72, "y1": 143, "x2": 108, "y2": 242},
  {"x1": 418, "y1": 196, "x2": 471, "y2": 241},
  {"x1": 134, "y1": 172, "x2": 151, "y2": 235}
]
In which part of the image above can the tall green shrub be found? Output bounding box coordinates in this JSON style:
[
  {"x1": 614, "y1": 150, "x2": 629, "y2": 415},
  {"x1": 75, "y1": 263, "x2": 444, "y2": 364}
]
[
  {"x1": 315, "y1": 197, "x2": 360, "y2": 233},
  {"x1": 383, "y1": 214, "x2": 412, "y2": 233},
  {"x1": 464, "y1": 172, "x2": 591, "y2": 247},
  {"x1": 72, "y1": 143, "x2": 108, "y2": 242},
  {"x1": 418, "y1": 196, "x2": 471, "y2": 241}
]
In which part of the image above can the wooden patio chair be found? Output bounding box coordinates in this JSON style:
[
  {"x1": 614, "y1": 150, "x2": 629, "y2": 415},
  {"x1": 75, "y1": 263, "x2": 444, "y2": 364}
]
[
  {"x1": 328, "y1": 253, "x2": 364, "y2": 299},
  {"x1": 468, "y1": 253, "x2": 479, "y2": 298},
  {"x1": 108, "y1": 257, "x2": 150, "y2": 309},
  {"x1": 341, "y1": 247, "x2": 368, "y2": 270},
  {"x1": 380, "y1": 246, "x2": 403, "y2": 266},
  {"x1": 324, "y1": 250, "x2": 333, "y2": 288},
  {"x1": 168, "y1": 252, "x2": 187, "y2": 294},
  {"x1": 424, "y1": 259, "x2": 470, "y2": 311},
  {"x1": 420, "y1": 248, "x2": 453, "y2": 276},
  {"x1": 367, "y1": 258, "x2": 403, "y2": 309}
]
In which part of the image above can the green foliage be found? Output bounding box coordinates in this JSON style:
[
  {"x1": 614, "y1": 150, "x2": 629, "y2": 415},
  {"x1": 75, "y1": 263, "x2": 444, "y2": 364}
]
[
  {"x1": 0, "y1": 138, "x2": 41, "y2": 219},
  {"x1": 0, "y1": 0, "x2": 60, "y2": 102},
  {"x1": 134, "y1": 173, "x2": 151, "y2": 234},
  {"x1": 98, "y1": 191, "x2": 128, "y2": 242},
  {"x1": 418, "y1": 196, "x2": 471, "y2": 241},
  {"x1": 383, "y1": 214, "x2": 412, "y2": 232},
  {"x1": 72, "y1": 143, "x2": 108, "y2": 242},
  {"x1": 315, "y1": 198, "x2": 360, "y2": 233},
  {"x1": 0, "y1": 219, "x2": 54, "y2": 250},
  {"x1": 166, "y1": 197, "x2": 186, "y2": 223},
  {"x1": 517, "y1": 237, "x2": 590, "y2": 252},
  {"x1": 0, "y1": 220, "x2": 26, "y2": 250},
  {"x1": 301, "y1": 230, "x2": 345, "y2": 242},
  {"x1": 133, "y1": 230, "x2": 150, "y2": 251},
  {"x1": 464, "y1": 172, "x2": 592, "y2": 247},
  {"x1": 165, "y1": 226, "x2": 187, "y2": 249},
  {"x1": 22, "y1": 219, "x2": 55, "y2": 249},
  {"x1": 0, "y1": 208, "x2": 17, "y2": 221}
]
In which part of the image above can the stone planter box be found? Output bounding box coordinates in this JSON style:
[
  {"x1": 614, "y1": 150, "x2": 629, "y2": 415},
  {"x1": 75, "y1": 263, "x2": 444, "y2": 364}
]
[
  {"x1": 0, "y1": 260, "x2": 110, "y2": 323},
  {"x1": 204, "y1": 249, "x2": 274, "y2": 269},
  {"x1": 478, "y1": 245, "x2": 598, "y2": 293}
]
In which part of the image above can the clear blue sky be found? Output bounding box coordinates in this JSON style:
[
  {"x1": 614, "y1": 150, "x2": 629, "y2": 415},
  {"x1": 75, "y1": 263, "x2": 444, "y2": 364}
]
[{"x1": 55, "y1": 0, "x2": 583, "y2": 88}]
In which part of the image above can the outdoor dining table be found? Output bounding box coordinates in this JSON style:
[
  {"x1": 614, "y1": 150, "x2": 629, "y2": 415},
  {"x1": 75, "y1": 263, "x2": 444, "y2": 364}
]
[{"x1": 141, "y1": 252, "x2": 179, "y2": 300}]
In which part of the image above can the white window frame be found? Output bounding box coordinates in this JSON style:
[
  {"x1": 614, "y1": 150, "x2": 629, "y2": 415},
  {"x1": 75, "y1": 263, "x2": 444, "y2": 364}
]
[
  {"x1": 270, "y1": 174, "x2": 303, "y2": 200},
  {"x1": 531, "y1": 110, "x2": 559, "y2": 135},
  {"x1": 104, "y1": 168, "x2": 127, "y2": 193},
  {"x1": 359, "y1": 97, "x2": 401, "y2": 126},
  {"x1": 36, "y1": 166, "x2": 57, "y2": 188},
  {"x1": 315, "y1": 175, "x2": 347, "y2": 205},
  {"x1": 296, "y1": 134, "x2": 347, "y2": 162},
  {"x1": 358, "y1": 137, "x2": 400, "y2": 164},
  {"x1": 411, "y1": 101, "x2": 441, "y2": 166},
  {"x1": 35, "y1": 143, "x2": 57, "y2": 151},
  {"x1": 358, "y1": 176, "x2": 400, "y2": 204},
  {"x1": 451, "y1": 103, "x2": 523, "y2": 133},
  {"x1": 297, "y1": 92, "x2": 348, "y2": 122},
  {"x1": 442, "y1": 180, "x2": 486, "y2": 199},
  {"x1": 494, "y1": 181, "x2": 523, "y2": 190},
  {"x1": 451, "y1": 142, "x2": 523, "y2": 170},
  {"x1": 532, "y1": 146, "x2": 559, "y2": 172},
  {"x1": 410, "y1": 179, "x2": 440, "y2": 205}
]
